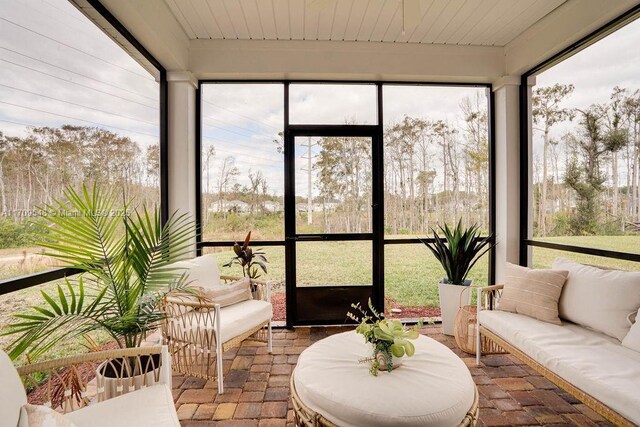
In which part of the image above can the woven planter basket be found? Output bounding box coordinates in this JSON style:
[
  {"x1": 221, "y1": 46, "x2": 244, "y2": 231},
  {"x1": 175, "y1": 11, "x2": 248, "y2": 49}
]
[{"x1": 454, "y1": 304, "x2": 506, "y2": 355}]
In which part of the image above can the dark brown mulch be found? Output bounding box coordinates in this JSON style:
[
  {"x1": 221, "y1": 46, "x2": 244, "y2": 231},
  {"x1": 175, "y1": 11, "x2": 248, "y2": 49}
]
[{"x1": 270, "y1": 293, "x2": 441, "y2": 322}]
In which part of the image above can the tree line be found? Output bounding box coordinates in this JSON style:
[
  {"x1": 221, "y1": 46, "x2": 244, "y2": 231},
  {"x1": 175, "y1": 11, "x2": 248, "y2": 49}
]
[
  {"x1": 0, "y1": 125, "x2": 160, "y2": 243},
  {"x1": 201, "y1": 93, "x2": 491, "y2": 236},
  {"x1": 533, "y1": 85, "x2": 640, "y2": 236}
]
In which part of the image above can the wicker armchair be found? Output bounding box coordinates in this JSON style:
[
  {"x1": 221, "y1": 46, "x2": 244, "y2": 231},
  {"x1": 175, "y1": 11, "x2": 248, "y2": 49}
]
[
  {"x1": 162, "y1": 275, "x2": 273, "y2": 393},
  {"x1": 2, "y1": 346, "x2": 179, "y2": 426}
]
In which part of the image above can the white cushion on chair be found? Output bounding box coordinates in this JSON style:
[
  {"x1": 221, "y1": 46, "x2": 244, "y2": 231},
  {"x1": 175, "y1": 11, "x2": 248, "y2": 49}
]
[
  {"x1": 176, "y1": 299, "x2": 272, "y2": 345},
  {"x1": 0, "y1": 350, "x2": 28, "y2": 427},
  {"x1": 65, "y1": 384, "x2": 179, "y2": 427},
  {"x1": 218, "y1": 299, "x2": 272, "y2": 343}
]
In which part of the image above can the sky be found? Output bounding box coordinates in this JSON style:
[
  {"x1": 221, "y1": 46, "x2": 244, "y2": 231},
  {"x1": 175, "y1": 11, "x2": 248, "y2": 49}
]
[
  {"x1": 2, "y1": 0, "x2": 640, "y2": 198},
  {"x1": 0, "y1": 0, "x2": 160, "y2": 149}
]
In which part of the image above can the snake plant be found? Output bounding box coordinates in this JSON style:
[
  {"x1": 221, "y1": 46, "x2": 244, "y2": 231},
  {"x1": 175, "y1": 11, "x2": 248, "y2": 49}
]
[{"x1": 419, "y1": 219, "x2": 494, "y2": 285}]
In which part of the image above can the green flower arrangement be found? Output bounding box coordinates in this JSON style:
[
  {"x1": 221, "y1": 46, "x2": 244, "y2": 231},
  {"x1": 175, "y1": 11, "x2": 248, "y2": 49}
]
[{"x1": 347, "y1": 299, "x2": 423, "y2": 376}]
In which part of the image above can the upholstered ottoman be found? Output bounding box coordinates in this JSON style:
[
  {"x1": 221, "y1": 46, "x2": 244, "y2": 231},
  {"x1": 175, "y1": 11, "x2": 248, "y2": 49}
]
[{"x1": 291, "y1": 331, "x2": 478, "y2": 427}]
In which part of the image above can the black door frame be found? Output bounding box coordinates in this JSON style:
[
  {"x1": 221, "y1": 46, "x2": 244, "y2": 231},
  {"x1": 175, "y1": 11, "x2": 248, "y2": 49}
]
[{"x1": 284, "y1": 124, "x2": 384, "y2": 327}]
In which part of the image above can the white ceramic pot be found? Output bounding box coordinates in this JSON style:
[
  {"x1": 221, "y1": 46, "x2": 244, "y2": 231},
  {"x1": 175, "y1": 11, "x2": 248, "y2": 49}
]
[
  {"x1": 438, "y1": 280, "x2": 471, "y2": 336},
  {"x1": 375, "y1": 351, "x2": 402, "y2": 371},
  {"x1": 95, "y1": 354, "x2": 161, "y2": 400}
]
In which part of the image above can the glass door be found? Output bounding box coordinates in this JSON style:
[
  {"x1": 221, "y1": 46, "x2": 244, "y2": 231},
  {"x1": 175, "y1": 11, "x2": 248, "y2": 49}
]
[{"x1": 285, "y1": 128, "x2": 383, "y2": 325}]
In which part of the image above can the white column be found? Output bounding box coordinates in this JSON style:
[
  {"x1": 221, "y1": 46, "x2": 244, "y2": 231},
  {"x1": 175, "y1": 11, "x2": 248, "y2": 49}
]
[
  {"x1": 167, "y1": 71, "x2": 197, "y2": 255},
  {"x1": 493, "y1": 76, "x2": 521, "y2": 283}
]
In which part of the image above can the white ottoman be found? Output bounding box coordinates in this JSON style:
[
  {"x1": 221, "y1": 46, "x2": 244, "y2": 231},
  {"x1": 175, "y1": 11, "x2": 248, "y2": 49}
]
[{"x1": 291, "y1": 331, "x2": 478, "y2": 427}]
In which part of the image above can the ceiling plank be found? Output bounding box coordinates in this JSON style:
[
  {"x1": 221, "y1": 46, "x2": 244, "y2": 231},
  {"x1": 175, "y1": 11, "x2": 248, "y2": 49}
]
[
  {"x1": 164, "y1": 0, "x2": 196, "y2": 39},
  {"x1": 356, "y1": 0, "x2": 385, "y2": 41},
  {"x1": 343, "y1": 0, "x2": 369, "y2": 41},
  {"x1": 256, "y1": 0, "x2": 278, "y2": 39},
  {"x1": 407, "y1": 0, "x2": 446, "y2": 43},
  {"x1": 434, "y1": 0, "x2": 485, "y2": 44},
  {"x1": 289, "y1": 0, "x2": 305, "y2": 40},
  {"x1": 238, "y1": 0, "x2": 264, "y2": 40},
  {"x1": 450, "y1": 0, "x2": 501, "y2": 45},
  {"x1": 474, "y1": 0, "x2": 532, "y2": 45},
  {"x1": 421, "y1": 0, "x2": 465, "y2": 43},
  {"x1": 316, "y1": 0, "x2": 337, "y2": 40},
  {"x1": 369, "y1": 0, "x2": 399, "y2": 42},
  {"x1": 272, "y1": 0, "x2": 291, "y2": 39},
  {"x1": 190, "y1": 0, "x2": 223, "y2": 38},
  {"x1": 207, "y1": 0, "x2": 239, "y2": 38},
  {"x1": 494, "y1": 0, "x2": 566, "y2": 46},
  {"x1": 331, "y1": 0, "x2": 354, "y2": 41},
  {"x1": 173, "y1": 0, "x2": 209, "y2": 38},
  {"x1": 223, "y1": 0, "x2": 251, "y2": 39}
]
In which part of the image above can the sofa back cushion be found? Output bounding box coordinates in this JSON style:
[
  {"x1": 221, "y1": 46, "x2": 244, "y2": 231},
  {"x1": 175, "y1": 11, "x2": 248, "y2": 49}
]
[
  {"x1": 554, "y1": 258, "x2": 640, "y2": 341},
  {"x1": 0, "y1": 350, "x2": 28, "y2": 427},
  {"x1": 497, "y1": 263, "x2": 568, "y2": 325},
  {"x1": 202, "y1": 277, "x2": 252, "y2": 307},
  {"x1": 622, "y1": 308, "x2": 640, "y2": 353}
]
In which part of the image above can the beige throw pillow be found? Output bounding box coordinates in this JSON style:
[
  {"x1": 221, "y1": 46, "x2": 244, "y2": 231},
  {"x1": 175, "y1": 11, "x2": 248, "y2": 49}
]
[
  {"x1": 202, "y1": 277, "x2": 252, "y2": 307},
  {"x1": 497, "y1": 263, "x2": 569, "y2": 325},
  {"x1": 18, "y1": 404, "x2": 76, "y2": 427},
  {"x1": 554, "y1": 258, "x2": 640, "y2": 341}
]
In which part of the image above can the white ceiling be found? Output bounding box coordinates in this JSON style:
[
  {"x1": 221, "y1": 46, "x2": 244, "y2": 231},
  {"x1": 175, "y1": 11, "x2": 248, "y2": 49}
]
[{"x1": 163, "y1": 0, "x2": 567, "y2": 46}]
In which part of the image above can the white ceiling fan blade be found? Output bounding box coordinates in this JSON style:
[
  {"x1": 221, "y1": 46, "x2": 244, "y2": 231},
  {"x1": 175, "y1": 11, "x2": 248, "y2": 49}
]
[{"x1": 403, "y1": 0, "x2": 421, "y2": 32}]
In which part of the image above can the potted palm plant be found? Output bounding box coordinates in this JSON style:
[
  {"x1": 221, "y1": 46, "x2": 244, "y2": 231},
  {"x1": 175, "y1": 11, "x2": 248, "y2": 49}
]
[
  {"x1": 2, "y1": 184, "x2": 196, "y2": 397},
  {"x1": 419, "y1": 220, "x2": 494, "y2": 335}
]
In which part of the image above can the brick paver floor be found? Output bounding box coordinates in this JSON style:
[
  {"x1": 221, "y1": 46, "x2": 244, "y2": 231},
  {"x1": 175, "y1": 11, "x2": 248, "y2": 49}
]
[{"x1": 173, "y1": 325, "x2": 613, "y2": 426}]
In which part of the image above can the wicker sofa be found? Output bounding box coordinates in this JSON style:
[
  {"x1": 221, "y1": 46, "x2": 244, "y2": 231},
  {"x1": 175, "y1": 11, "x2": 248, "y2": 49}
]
[{"x1": 476, "y1": 260, "x2": 640, "y2": 426}]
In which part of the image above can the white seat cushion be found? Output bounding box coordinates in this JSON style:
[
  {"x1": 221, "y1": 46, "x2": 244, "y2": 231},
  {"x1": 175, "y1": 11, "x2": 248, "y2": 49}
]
[
  {"x1": 217, "y1": 299, "x2": 272, "y2": 343},
  {"x1": 66, "y1": 384, "x2": 179, "y2": 427},
  {"x1": 479, "y1": 310, "x2": 640, "y2": 423},
  {"x1": 0, "y1": 350, "x2": 28, "y2": 427},
  {"x1": 173, "y1": 299, "x2": 272, "y2": 345}
]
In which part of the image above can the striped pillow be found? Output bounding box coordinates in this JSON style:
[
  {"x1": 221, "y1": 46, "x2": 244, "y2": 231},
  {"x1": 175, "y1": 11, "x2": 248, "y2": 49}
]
[
  {"x1": 497, "y1": 263, "x2": 569, "y2": 325},
  {"x1": 202, "y1": 277, "x2": 252, "y2": 307}
]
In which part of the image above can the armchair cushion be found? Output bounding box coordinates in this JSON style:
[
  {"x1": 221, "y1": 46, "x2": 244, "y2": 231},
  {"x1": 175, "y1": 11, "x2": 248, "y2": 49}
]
[
  {"x1": 65, "y1": 384, "x2": 179, "y2": 427},
  {"x1": 178, "y1": 299, "x2": 273, "y2": 344},
  {"x1": 202, "y1": 277, "x2": 252, "y2": 307}
]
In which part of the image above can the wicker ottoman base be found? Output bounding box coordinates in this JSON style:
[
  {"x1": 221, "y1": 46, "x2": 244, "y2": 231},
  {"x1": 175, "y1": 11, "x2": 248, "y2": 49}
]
[{"x1": 290, "y1": 375, "x2": 479, "y2": 427}]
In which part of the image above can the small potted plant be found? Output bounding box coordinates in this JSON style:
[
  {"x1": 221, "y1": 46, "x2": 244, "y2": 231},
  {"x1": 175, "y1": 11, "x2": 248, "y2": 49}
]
[
  {"x1": 223, "y1": 231, "x2": 268, "y2": 279},
  {"x1": 347, "y1": 299, "x2": 422, "y2": 376},
  {"x1": 419, "y1": 220, "x2": 494, "y2": 336}
]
